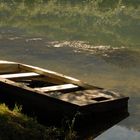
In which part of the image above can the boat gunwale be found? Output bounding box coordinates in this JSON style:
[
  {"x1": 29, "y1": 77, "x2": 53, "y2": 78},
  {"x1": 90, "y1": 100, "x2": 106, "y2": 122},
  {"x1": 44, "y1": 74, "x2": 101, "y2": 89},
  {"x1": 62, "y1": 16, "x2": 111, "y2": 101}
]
[{"x1": 0, "y1": 60, "x2": 129, "y2": 107}]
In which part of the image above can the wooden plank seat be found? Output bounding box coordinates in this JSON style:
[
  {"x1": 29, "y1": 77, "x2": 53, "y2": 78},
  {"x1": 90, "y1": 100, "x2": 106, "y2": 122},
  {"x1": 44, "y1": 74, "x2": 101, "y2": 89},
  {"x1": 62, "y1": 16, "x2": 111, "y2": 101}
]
[
  {"x1": 34, "y1": 84, "x2": 79, "y2": 92},
  {"x1": 0, "y1": 72, "x2": 40, "y2": 79}
]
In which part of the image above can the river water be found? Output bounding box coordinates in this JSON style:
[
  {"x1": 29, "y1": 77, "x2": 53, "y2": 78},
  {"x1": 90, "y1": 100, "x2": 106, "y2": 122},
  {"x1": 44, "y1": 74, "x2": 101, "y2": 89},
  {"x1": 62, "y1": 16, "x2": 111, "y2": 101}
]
[{"x1": 0, "y1": 1, "x2": 140, "y2": 139}]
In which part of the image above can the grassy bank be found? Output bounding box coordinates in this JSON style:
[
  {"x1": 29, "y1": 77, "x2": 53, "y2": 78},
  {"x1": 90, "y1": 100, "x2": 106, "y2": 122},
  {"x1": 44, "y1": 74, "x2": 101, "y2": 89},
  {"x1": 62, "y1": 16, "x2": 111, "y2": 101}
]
[{"x1": 0, "y1": 103, "x2": 77, "y2": 140}]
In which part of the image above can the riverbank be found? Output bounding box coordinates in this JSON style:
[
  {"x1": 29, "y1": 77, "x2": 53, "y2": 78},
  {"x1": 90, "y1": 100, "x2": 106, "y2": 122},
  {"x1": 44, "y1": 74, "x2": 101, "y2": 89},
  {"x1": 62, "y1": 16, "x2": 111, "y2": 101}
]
[{"x1": 0, "y1": 103, "x2": 77, "y2": 140}]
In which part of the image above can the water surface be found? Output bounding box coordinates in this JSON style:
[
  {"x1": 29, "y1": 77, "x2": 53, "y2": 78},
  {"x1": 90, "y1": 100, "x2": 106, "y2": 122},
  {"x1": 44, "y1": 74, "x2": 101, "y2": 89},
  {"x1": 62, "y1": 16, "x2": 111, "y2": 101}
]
[{"x1": 0, "y1": 0, "x2": 140, "y2": 139}]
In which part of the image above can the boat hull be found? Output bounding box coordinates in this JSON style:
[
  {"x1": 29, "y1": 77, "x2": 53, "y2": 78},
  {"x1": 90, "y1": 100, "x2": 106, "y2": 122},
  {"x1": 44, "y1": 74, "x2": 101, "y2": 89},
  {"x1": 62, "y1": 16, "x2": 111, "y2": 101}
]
[{"x1": 0, "y1": 60, "x2": 129, "y2": 124}]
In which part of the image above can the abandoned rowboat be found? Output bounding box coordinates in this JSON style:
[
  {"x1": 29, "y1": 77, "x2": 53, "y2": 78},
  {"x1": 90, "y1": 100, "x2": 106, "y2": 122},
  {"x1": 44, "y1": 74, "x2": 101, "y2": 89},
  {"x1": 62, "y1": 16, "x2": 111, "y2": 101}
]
[{"x1": 0, "y1": 60, "x2": 129, "y2": 120}]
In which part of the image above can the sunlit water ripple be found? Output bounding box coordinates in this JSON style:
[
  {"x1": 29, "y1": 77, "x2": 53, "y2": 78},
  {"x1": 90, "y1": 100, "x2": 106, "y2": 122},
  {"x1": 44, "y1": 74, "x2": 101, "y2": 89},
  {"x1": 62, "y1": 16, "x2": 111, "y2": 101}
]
[{"x1": 0, "y1": 0, "x2": 140, "y2": 138}]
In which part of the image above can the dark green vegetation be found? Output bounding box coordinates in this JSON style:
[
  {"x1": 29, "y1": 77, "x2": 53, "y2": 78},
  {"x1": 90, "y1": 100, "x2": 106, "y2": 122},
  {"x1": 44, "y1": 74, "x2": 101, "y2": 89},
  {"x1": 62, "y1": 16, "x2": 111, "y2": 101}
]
[
  {"x1": 0, "y1": 0, "x2": 139, "y2": 47},
  {"x1": 0, "y1": 103, "x2": 77, "y2": 140}
]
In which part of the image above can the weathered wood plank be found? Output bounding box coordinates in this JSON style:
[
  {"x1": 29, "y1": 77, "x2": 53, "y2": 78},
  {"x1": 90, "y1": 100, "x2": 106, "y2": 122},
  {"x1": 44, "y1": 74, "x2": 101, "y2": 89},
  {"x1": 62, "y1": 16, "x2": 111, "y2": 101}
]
[
  {"x1": 34, "y1": 84, "x2": 78, "y2": 92},
  {"x1": 19, "y1": 64, "x2": 102, "y2": 90},
  {"x1": 0, "y1": 63, "x2": 19, "y2": 74},
  {"x1": 0, "y1": 72, "x2": 40, "y2": 79}
]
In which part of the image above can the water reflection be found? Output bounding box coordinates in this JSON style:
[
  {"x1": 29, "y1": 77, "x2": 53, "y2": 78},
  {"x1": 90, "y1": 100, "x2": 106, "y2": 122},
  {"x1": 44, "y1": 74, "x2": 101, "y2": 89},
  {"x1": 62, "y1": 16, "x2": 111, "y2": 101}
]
[
  {"x1": 0, "y1": 1, "x2": 139, "y2": 46},
  {"x1": 95, "y1": 125, "x2": 140, "y2": 140},
  {"x1": 0, "y1": 0, "x2": 140, "y2": 139}
]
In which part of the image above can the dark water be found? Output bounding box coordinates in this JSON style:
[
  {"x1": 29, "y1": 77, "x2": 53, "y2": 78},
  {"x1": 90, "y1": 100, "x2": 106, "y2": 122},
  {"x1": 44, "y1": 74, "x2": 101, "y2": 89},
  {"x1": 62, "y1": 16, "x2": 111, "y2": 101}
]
[{"x1": 0, "y1": 0, "x2": 140, "y2": 139}]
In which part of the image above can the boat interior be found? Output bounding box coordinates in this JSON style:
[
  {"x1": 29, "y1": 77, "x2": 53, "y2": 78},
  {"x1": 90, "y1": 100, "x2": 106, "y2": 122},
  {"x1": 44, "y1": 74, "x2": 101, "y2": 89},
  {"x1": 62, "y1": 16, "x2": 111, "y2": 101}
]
[{"x1": 0, "y1": 61, "x2": 120, "y2": 106}]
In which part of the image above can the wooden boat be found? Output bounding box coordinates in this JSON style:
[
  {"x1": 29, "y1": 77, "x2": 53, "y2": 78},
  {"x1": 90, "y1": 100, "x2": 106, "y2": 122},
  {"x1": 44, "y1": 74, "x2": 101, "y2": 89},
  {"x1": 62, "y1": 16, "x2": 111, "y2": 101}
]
[{"x1": 0, "y1": 60, "x2": 129, "y2": 121}]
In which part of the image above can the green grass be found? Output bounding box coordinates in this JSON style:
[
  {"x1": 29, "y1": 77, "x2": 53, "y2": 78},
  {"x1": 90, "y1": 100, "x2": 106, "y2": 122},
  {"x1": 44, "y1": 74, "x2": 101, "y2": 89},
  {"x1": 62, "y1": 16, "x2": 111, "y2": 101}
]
[{"x1": 0, "y1": 103, "x2": 77, "y2": 140}]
